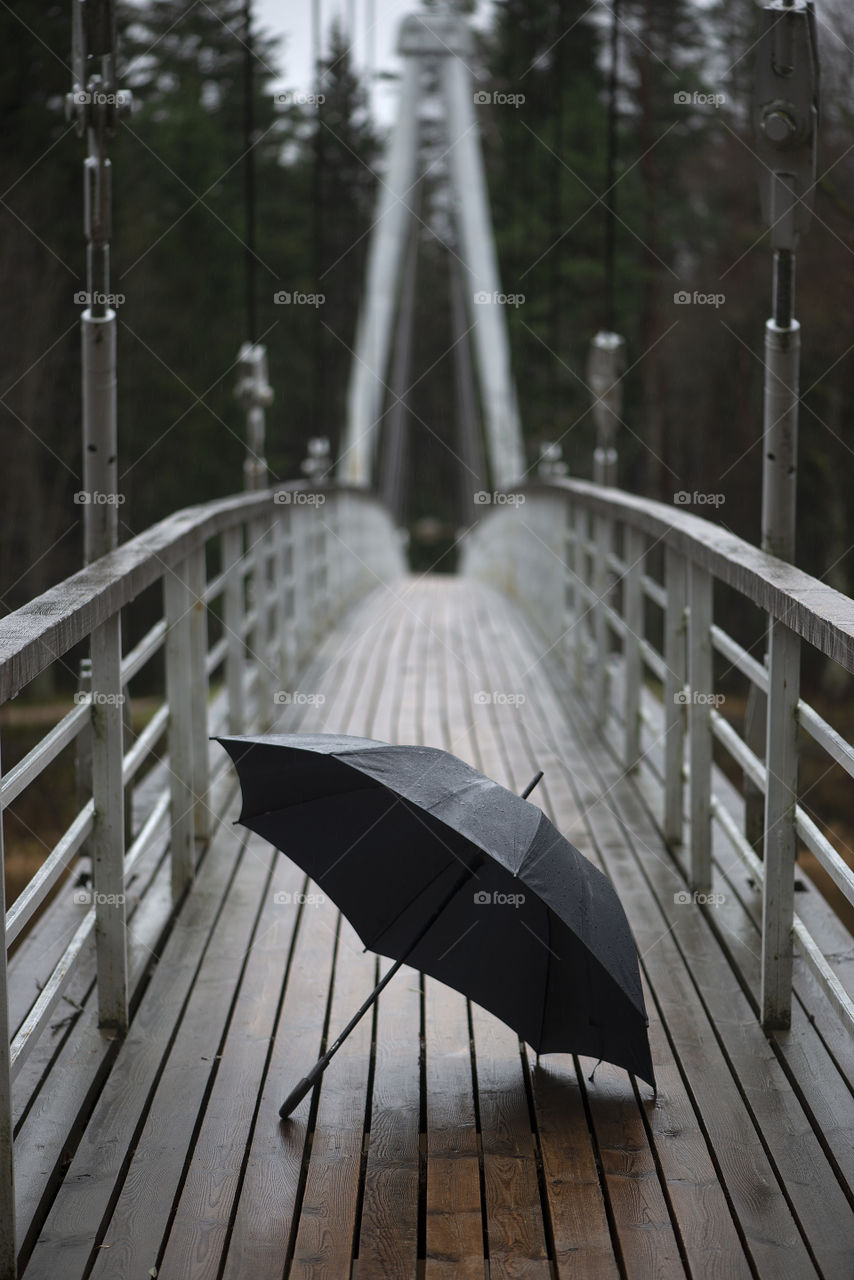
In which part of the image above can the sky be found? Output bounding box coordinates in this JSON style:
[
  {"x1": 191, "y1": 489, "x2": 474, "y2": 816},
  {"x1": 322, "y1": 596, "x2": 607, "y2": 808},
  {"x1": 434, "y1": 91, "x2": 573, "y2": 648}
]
[{"x1": 253, "y1": 0, "x2": 494, "y2": 124}]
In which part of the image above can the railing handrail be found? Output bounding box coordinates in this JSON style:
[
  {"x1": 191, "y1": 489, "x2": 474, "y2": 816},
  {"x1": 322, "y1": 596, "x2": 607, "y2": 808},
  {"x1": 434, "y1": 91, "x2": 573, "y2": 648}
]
[
  {"x1": 0, "y1": 482, "x2": 380, "y2": 704},
  {"x1": 520, "y1": 477, "x2": 854, "y2": 673}
]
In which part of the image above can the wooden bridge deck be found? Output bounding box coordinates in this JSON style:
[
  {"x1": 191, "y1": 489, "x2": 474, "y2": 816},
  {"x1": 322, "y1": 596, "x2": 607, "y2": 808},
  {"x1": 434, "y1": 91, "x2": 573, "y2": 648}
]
[{"x1": 11, "y1": 575, "x2": 854, "y2": 1279}]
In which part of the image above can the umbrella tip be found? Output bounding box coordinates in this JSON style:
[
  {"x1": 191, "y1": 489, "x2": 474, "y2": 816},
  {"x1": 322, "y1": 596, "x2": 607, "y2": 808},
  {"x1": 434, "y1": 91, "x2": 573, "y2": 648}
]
[
  {"x1": 587, "y1": 1058, "x2": 603, "y2": 1085},
  {"x1": 521, "y1": 770, "x2": 544, "y2": 799}
]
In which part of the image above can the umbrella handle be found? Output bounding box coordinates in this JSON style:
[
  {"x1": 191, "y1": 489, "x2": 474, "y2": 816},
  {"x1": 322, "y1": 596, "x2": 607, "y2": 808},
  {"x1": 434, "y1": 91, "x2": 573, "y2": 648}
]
[{"x1": 279, "y1": 1058, "x2": 326, "y2": 1119}]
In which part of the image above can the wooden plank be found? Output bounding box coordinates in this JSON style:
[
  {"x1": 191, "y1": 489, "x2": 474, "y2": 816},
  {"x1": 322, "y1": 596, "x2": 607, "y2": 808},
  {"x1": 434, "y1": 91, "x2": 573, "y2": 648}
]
[
  {"x1": 355, "y1": 576, "x2": 427, "y2": 1279},
  {"x1": 155, "y1": 857, "x2": 326, "y2": 1280},
  {"x1": 470, "y1": 1005, "x2": 551, "y2": 1280},
  {"x1": 453, "y1": 578, "x2": 622, "y2": 1269},
  {"x1": 460, "y1": 586, "x2": 647, "y2": 1274},
  {"x1": 424, "y1": 980, "x2": 485, "y2": 1280},
  {"x1": 420, "y1": 580, "x2": 486, "y2": 1280},
  {"x1": 24, "y1": 831, "x2": 276, "y2": 1280},
  {"x1": 440, "y1": 583, "x2": 552, "y2": 1278},
  {"x1": 523, "y1": 1049, "x2": 620, "y2": 1280},
  {"x1": 581, "y1": 1059, "x2": 688, "y2": 1279},
  {"x1": 288, "y1": 921, "x2": 376, "y2": 1280},
  {"x1": 217, "y1": 881, "x2": 339, "y2": 1280},
  {"x1": 87, "y1": 844, "x2": 304, "y2": 1280},
  {"x1": 355, "y1": 963, "x2": 421, "y2": 1280},
  {"x1": 220, "y1": 577, "x2": 405, "y2": 1280},
  {"x1": 323, "y1": 582, "x2": 408, "y2": 742},
  {"x1": 628, "y1": 975, "x2": 752, "y2": 1280}
]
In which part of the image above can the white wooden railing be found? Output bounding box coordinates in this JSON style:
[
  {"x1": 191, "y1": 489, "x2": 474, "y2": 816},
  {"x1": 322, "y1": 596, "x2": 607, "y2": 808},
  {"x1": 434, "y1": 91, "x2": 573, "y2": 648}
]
[
  {"x1": 0, "y1": 482, "x2": 404, "y2": 1276},
  {"x1": 461, "y1": 478, "x2": 854, "y2": 1043}
]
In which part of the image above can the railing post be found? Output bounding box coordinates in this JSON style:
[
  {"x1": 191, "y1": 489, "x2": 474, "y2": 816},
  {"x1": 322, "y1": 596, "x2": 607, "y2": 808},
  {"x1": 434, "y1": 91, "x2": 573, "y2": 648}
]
[
  {"x1": 688, "y1": 563, "x2": 713, "y2": 893},
  {"x1": 623, "y1": 525, "x2": 643, "y2": 770},
  {"x1": 187, "y1": 546, "x2": 210, "y2": 843},
  {"x1": 273, "y1": 508, "x2": 291, "y2": 696},
  {"x1": 559, "y1": 499, "x2": 573, "y2": 666},
  {"x1": 249, "y1": 512, "x2": 272, "y2": 728},
  {"x1": 90, "y1": 613, "x2": 129, "y2": 1029},
  {"x1": 761, "y1": 617, "x2": 800, "y2": 1029},
  {"x1": 593, "y1": 511, "x2": 611, "y2": 725},
  {"x1": 573, "y1": 505, "x2": 588, "y2": 690},
  {"x1": 164, "y1": 559, "x2": 195, "y2": 897},
  {"x1": 664, "y1": 548, "x2": 687, "y2": 845},
  {"x1": 0, "y1": 744, "x2": 17, "y2": 1280},
  {"x1": 75, "y1": 656, "x2": 92, "y2": 860},
  {"x1": 223, "y1": 524, "x2": 245, "y2": 736}
]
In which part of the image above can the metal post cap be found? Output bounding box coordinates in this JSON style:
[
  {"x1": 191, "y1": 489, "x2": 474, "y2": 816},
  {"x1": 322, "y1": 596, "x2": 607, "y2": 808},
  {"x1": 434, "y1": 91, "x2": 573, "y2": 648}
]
[{"x1": 398, "y1": 10, "x2": 473, "y2": 58}]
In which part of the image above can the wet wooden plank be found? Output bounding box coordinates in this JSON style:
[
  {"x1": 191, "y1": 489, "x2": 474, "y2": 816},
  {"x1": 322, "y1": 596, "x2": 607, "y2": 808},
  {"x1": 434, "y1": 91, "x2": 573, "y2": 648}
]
[
  {"x1": 217, "y1": 886, "x2": 339, "y2": 1280},
  {"x1": 126, "y1": 851, "x2": 305, "y2": 1280},
  {"x1": 424, "y1": 980, "x2": 484, "y2": 1280},
  {"x1": 470, "y1": 1005, "x2": 551, "y2": 1280},
  {"x1": 82, "y1": 837, "x2": 283, "y2": 1280},
  {"x1": 420, "y1": 580, "x2": 486, "y2": 1280},
  {"x1": 216, "y1": 588, "x2": 406, "y2": 1280},
  {"x1": 355, "y1": 963, "x2": 421, "y2": 1280},
  {"x1": 524, "y1": 1051, "x2": 620, "y2": 1280},
  {"x1": 288, "y1": 920, "x2": 375, "y2": 1280},
  {"x1": 355, "y1": 581, "x2": 426, "y2": 1279},
  {"x1": 474, "y1": 582, "x2": 745, "y2": 1278}
]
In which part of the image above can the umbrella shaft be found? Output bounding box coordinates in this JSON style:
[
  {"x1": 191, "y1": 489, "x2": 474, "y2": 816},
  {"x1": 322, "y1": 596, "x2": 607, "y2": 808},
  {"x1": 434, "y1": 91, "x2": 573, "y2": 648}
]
[{"x1": 323, "y1": 856, "x2": 484, "y2": 1068}]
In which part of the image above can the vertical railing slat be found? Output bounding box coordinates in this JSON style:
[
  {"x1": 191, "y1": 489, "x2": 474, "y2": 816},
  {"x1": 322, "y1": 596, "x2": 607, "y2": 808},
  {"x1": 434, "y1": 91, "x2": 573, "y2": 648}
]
[
  {"x1": 223, "y1": 524, "x2": 245, "y2": 736},
  {"x1": 761, "y1": 617, "x2": 800, "y2": 1029},
  {"x1": 664, "y1": 548, "x2": 687, "y2": 846},
  {"x1": 249, "y1": 511, "x2": 272, "y2": 728},
  {"x1": 164, "y1": 559, "x2": 195, "y2": 896},
  {"x1": 688, "y1": 562, "x2": 713, "y2": 893},
  {"x1": 273, "y1": 509, "x2": 290, "y2": 699},
  {"x1": 0, "y1": 741, "x2": 16, "y2": 1280},
  {"x1": 187, "y1": 546, "x2": 210, "y2": 842},
  {"x1": 573, "y1": 504, "x2": 588, "y2": 690},
  {"x1": 623, "y1": 525, "x2": 644, "y2": 770},
  {"x1": 593, "y1": 512, "x2": 610, "y2": 724},
  {"x1": 90, "y1": 612, "x2": 129, "y2": 1030}
]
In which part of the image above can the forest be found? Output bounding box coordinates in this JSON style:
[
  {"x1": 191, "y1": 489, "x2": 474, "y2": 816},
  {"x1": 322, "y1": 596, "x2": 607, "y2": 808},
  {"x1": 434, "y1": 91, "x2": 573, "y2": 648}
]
[{"x1": 0, "y1": 0, "x2": 853, "y2": 612}]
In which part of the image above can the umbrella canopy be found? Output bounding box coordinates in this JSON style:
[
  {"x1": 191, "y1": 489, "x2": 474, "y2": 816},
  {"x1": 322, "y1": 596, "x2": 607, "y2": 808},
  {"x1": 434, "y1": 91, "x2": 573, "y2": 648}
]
[{"x1": 216, "y1": 732, "x2": 654, "y2": 1087}]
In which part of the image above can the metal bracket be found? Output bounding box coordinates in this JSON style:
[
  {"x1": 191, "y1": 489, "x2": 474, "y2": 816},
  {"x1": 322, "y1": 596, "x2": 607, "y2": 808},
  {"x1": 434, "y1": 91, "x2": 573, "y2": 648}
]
[
  {"x1": 753, "y1": 0, "x2": 819, "y2": 249},
  {"x1": 235, "y1": 343, "x2": 273, "y2": 491},
  {"x1": 588, "y1": 331, "x2": 625, "y2": 485}
]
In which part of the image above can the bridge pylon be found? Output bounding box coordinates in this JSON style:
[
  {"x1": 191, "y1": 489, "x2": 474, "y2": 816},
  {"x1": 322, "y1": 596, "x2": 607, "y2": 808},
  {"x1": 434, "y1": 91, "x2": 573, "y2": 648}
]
[{"x1": 338, "y1": 7, "x2": 525, "y2": 504}]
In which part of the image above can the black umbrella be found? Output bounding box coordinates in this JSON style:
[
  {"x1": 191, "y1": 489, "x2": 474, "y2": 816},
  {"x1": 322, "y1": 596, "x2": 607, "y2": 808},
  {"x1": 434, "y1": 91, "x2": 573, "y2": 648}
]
[{"x1": 216, "y1": 732, "x2": 655, "y2": 1114}]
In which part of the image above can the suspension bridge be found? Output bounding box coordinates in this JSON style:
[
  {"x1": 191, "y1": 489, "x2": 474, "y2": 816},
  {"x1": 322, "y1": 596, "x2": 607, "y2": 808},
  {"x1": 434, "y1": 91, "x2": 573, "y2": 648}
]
[{"x1": 1, "y1": 3, "x2": 853, "y2": 1277}]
